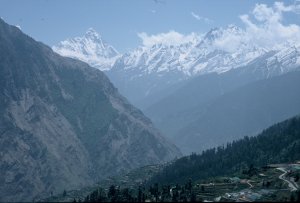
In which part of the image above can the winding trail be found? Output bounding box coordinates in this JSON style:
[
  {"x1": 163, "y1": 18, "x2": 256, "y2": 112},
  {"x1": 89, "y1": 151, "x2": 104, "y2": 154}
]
[
  {"x1": 246, "y1": 180, "x2": 253, "y2": 188},
  {"x1": 277, "y1": 167, "x2": 298, "y2": 191}
]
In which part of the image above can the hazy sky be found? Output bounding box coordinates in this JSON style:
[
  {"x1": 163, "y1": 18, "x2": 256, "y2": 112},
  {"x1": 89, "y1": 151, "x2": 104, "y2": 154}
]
[{"x1": 1, "y1": 0, "x2": 299, "y2": 52}]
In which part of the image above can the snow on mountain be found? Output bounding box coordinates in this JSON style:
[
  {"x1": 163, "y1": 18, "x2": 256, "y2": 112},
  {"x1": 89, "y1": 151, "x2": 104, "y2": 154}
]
[
  {"x1": 53, "y1": 25, "x2": 299, "y2": 78},
  {"x1": 265, "y1": 44, "x2": 300, "y2": 76},
  {"x1": 112, "y1": 25, "x2": 270, "y2": 78},
  {"x1": 53, "y1": 26, "x2": 300, "y2": 106},
  {"x1": 52, "y1": 28, "x2": 120, "y2": 71}
]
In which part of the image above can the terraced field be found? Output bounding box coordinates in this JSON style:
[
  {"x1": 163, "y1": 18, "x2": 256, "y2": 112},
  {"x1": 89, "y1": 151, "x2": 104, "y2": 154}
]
[{"x1": 193, "y1": 163, "x2": 300, "y2": 202}]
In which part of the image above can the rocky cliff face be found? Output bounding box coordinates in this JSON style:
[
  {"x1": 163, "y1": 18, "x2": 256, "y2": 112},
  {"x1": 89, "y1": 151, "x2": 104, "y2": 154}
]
[{"x1": 0, "y1": 19, "x2": 181, "y2": 202}]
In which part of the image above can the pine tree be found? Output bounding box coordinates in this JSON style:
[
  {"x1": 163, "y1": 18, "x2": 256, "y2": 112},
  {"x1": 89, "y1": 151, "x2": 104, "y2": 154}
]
[
  {"x1": 138, "y1": 186, "x2": 142, "y2": 202},
  {"x1": 191, "y1": 192, "x2": 196, "y2": 202}
]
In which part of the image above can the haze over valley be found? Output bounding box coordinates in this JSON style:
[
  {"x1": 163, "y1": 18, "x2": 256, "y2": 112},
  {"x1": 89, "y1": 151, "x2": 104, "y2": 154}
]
[
  {"x1": 1, "y1": 0, "x2": 300, "y2": 202},
  {"x1": 53, "y1": 1, "x2": 300, "y2": 154}
]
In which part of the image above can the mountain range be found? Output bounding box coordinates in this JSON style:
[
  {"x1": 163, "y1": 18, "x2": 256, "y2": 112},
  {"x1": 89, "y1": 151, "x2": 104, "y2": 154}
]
[
  {"x1": 53, "y1": 26, "x2": 300, "y2": 154},
  {"x1": 0, "y1": 19, "x2": 180, "y2": 202},
  {"x1": 2, "y1": 3, "x2": 300, "y2": 202},
  {"x1": 145, "y1": 53, "x2": 300, "y2": 153},
  {"x1": 52, "y1": 25, "x2": 300, "y2": 109}
]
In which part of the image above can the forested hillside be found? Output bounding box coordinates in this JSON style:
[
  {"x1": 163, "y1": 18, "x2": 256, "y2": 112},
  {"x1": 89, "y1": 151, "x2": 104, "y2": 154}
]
[
  {"x1": 148, "y1": 115, "x2": 300, "y2": 185},
  {"x1": 79, "y1": 115, "x2": 300, "y2": 202}
]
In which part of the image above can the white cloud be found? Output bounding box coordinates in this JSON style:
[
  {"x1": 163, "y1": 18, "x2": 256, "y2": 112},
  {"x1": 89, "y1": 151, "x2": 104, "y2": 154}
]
[
  {"x1": 213, "y1": 30, "x2": 244, "y2": 53},
  {"x1": 137, "y1": 2, "x2": 300, "y2": 52},
  {"x1": 137, "y1": 31, "x2": 199, "y2": 47},
  {"x1": 295, "y1": 0, "x2": 300, "y2": 14},
  {"x1": 191, "y1": 12, "x2": 201, "y2": 20},
  {"x1": 212, "y1": 1, "x2": 300, "y2": 52},
  {"x1": 274, "y1": 1, "x2": 295, "y2": 12},
  {"x1": 191, "y1": 12, "x2": 213, "y2": 24},
  {"x1": 252, "y1": 4, "x2": 280, "y2": 22},
  {"x1": 238, "y1": 1, "x2": 300, "y2": 50}
]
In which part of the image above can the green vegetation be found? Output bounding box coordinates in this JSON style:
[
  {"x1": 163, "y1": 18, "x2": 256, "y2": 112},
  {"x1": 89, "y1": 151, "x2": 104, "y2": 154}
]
[
  {"x1": 148, "y1": 115, "x2": 300, "y2": 185},
  {"x1": 42, "y1": 114, "x2": 300, "y2": 202},
  {"x1": 41, "y1": 165, "x2": 162, "y2": 202},
  {"x1": 79, "y1": 115, "x2": 300, "y2": 202},
  {"x1": 81, "y1": 163, "x2": 300, "y2": 202}
]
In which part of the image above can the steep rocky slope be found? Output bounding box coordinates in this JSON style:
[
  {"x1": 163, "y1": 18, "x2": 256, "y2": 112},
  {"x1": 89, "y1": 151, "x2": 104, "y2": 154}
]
[{"x1": 0, "y1": 19, "x2": 180, "y2": 202}]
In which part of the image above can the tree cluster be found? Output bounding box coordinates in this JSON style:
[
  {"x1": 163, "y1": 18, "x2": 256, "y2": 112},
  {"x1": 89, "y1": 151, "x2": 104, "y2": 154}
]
[
  {"x1": 83, "y1": 179, "x2": 201, "y2": 202},
  {"x1": 148, "y1": 116, "x2": 300, "y2": 185}
]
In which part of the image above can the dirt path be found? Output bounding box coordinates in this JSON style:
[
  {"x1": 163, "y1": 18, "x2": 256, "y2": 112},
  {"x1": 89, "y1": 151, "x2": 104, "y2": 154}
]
[
  {"x1": 246, "y1": 180, "x2": 253, "y2": 188},
  {"x1": 277, "y1": 167, "x2": 298, "y2": 191}
]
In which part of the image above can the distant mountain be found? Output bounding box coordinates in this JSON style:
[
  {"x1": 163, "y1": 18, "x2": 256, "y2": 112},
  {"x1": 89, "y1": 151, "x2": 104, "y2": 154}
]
[
  {"x1": 53, "y1": 25, "x2": 300, "y2": 108},
  {"x1": 109, "y1": 25, "x2": 267, "y2": 76},
  {"x1": 0, "y1": 19, "x2": 180, "y2": 202},
  {"x1": 173, "y1": 70, "x2": 300, "y2": 154},
  {"x1": 107, "y1": 25, "x2": 268, "y2": 107},
  {"x1": 144, "y1": 49, "x2": 300, "y2": 142},
  {"x1": 52, "y1": 28, "x2": 120, "y2": 71},
  {"x1": 52, "y1": 25, "x2": 300, "y2": 155}
]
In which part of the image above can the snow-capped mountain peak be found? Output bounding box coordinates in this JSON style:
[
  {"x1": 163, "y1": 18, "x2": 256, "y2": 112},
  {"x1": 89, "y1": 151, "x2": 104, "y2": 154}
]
[
  {"x1": 84, "y1": 27, "x2": 100, "y2": 39},
  {"x1": 53, "y1": 25, "x2": 300, "y2": 106},
  {"x1": 53, "y1": 25, "x2": 300, "y2": 82},
  {"x1": 114, "y1": 24, "x2": 268, "y2": 77},
  {"x1": 53, "y1": 28, "x2": 120, "y2": 71}
]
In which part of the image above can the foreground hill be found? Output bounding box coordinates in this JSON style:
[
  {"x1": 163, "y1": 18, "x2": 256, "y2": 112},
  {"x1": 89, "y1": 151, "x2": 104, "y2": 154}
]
[
  {"x1": 148, "y1": 115, "x2": 300, "y2": 185},
  {"x1": 42, "y1": 115, "x2": 300, "y2": 202},
  {"x1": 84, "y1": 162, "x2": 300, "y2": 202},
  {"x1": 0, "y1": 19, "x2": 180, "y2": 201}
]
